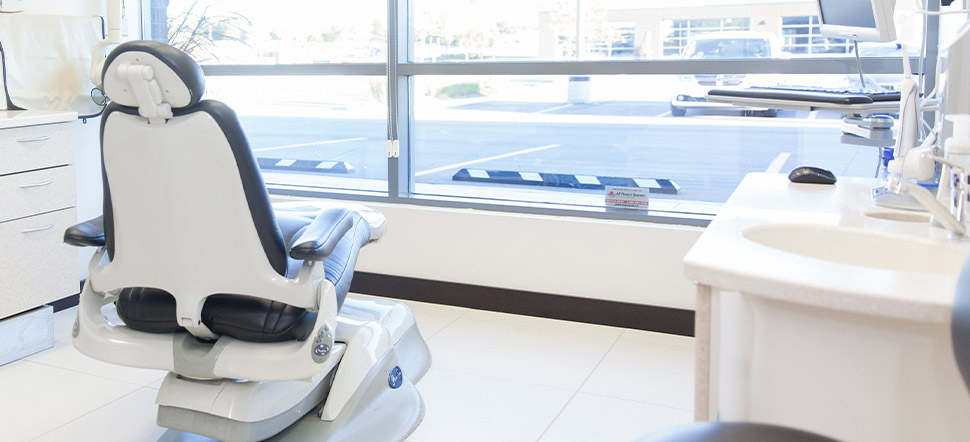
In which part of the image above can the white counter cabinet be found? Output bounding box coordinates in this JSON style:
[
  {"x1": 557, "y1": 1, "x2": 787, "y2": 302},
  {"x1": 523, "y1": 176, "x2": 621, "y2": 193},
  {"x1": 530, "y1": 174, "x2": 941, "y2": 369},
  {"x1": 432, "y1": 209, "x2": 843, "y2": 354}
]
[
  {"x1": 0, "y1": 111, "x2": 79, "y2": 363},
  {"x1": 685, "y1": 173, "x2": 970, "y2": 441}
]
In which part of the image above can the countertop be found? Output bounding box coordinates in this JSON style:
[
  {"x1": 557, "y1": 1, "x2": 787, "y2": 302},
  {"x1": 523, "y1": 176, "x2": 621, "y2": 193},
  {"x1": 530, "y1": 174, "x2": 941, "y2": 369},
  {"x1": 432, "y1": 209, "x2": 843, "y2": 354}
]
[
  {"x1": 0, "y1": 110, "x2": 77, "y2": 129},
  {"x1": 684, "y1": 173, "x2": 970, "y2": 324}
]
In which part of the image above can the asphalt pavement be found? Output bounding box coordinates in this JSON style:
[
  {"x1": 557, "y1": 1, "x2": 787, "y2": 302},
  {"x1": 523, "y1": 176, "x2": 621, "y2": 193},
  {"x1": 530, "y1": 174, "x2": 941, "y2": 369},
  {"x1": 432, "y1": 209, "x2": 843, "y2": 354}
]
[{"x1": 239, "y1": 100, "x2": 879, "y2": 204}]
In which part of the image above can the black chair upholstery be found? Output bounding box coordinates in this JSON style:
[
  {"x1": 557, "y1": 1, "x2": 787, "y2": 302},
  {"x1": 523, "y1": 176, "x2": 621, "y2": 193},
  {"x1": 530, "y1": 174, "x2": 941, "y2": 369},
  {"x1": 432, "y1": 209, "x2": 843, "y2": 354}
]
[
  {"x1": 113, "y1": 210, "x2": 373, "y2": 342},
  {"x1": 952, "y1": 249, "x2": 970, "y2": 392},
  {"x1": 100, "y1": 100, "x2": 289, "y2": 277},
  {"x1": 646, "y1": 422, "x2": 839, "y2": 442},
  {"x1": 113, "y1": 213, "x2": 315, "y2": 342},
  {"x1": 95, "y1": 41, "x2": 371, "y2": 343}
]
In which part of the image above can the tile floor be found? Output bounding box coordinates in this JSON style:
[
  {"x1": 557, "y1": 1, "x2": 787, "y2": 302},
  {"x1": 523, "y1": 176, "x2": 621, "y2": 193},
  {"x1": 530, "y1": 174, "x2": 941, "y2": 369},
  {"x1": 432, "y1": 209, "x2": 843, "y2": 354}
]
[{"x1": 0, "y1": 295, "x2": 695, "y2": 442}]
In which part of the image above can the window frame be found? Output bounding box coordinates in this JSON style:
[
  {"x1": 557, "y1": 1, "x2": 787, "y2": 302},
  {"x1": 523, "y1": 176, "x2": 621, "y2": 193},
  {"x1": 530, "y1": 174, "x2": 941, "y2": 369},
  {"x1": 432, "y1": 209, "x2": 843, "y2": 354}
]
[{"x1": 139, "y1": 0, "x2": 941, "y2": 227}]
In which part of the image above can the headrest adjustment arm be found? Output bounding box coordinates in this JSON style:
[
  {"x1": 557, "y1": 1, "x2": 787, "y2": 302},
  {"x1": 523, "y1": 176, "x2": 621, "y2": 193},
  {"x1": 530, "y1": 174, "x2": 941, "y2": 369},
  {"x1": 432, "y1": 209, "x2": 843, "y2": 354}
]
[{"x1": 116, "y1": 62, "x2": 174, "y2": 120}]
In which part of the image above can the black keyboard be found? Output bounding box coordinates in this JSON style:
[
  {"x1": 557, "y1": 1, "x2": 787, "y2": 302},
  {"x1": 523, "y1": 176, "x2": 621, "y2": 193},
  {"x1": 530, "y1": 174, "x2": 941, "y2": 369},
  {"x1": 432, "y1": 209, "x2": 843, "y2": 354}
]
[
  {"x1": 753, "y1": 85, "x2": 901, "y2": 102},
  {"x1": 708, "y1": 86, "x2": 900, "y2": 106}
]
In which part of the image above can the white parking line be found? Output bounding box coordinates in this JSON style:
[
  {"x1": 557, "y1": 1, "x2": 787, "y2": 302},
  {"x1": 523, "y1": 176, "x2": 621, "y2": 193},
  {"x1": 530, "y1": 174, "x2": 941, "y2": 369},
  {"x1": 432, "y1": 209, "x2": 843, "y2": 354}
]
[
  {"x1": 808, "y1": 111, "x2": 819, "y2": 120},
  {"x1": 536, "y1": 104, "x2": 572, "y2": 114},
  {"x1": 415, "y1": 144, "x2": 561, "y2": 177},
  {"x1": 254, "y1": 137, "x2": 367, "y2": 152},
  {"x1": 657, "y1": 111, "x2": 672, "y2": 118},
  {"x1": 765, "y1": 152, "x2": 792, "y2": 173}
]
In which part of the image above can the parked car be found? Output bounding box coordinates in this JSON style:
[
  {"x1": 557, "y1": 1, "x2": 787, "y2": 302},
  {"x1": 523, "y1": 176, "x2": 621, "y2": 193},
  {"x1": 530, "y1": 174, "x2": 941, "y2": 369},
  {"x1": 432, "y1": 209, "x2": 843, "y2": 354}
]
[{"x1": 670, "y1": 31, "x2": 783, "y2": 117}]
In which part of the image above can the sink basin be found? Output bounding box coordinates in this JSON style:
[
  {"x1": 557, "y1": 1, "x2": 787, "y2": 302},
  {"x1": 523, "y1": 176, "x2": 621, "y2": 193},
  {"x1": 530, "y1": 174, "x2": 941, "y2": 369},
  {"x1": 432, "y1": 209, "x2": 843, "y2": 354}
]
[{"x1": 743, "y1": 224, "x2": 967, "y2": 274}]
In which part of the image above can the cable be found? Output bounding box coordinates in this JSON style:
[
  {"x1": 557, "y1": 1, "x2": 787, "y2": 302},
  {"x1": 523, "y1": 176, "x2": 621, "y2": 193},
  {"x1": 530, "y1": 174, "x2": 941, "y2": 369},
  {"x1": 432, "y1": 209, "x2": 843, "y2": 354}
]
[
  {"x1": 918, "y1": 10, "x2": 928, "y2": 139},
  {"x1": 854, "y1": 41, "x2": 867, "y2": 88}
]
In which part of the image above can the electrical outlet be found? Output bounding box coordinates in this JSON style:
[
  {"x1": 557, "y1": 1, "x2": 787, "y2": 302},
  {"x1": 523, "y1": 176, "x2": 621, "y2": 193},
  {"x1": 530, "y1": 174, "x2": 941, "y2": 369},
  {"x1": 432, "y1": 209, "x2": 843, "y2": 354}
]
[{"x1": 0, "y1": 0, "x2": 25, "y2": 13}]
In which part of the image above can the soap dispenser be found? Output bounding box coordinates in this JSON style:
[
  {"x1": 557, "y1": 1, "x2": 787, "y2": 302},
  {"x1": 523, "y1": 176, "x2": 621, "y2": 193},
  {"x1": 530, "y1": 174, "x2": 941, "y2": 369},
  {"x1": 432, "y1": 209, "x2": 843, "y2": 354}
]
[{"x1": 942, "y1": 114, "x2": 970, "y2": 223}]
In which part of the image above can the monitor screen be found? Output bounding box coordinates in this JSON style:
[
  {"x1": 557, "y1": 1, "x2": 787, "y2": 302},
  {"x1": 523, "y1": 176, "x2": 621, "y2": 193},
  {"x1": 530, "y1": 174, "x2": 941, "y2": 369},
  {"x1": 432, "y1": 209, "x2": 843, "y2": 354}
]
[
  {"x1": 818, "y1": 0, "x2": 878, "y2": 29},
  {"x1": 816, "y1": 0, "x2": 896, "y2": 42},
  {"x1": 940, "y1": 22, "x2": 970, "y2": 144}
]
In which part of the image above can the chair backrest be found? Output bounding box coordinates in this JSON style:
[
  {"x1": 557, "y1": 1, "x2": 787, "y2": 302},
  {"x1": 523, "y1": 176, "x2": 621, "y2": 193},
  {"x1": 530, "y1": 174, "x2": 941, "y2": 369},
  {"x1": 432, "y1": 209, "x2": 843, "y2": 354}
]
[
  {"x1": 94, "y1": 41, "x2": 289, "y2": 336},
  {"x1": 953, "y1": 249, "x2": 970, "y2": 392}
]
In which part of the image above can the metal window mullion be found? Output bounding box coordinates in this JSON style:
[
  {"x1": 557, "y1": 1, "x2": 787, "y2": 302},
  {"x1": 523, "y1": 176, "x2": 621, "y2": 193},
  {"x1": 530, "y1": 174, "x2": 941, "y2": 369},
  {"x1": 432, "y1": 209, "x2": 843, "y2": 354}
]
[
  {"x1": 386, "y1": 0, "x2": 399, "y2": 198},
  {"x1": 398, "y1": 58, "x2": 912, "y2": 76},
  {"x1": 199, "y1": 64, "x2": 386, "y2": 76},
  {"x1": 139, "y1": 0, "x2": 150, "y2": 40},
  {"x1": 387, "y1": 0, "x2": 412, "y2": 200},
  {"x1": 922, "y1": 0, "x2": 940, "y2": 129}
]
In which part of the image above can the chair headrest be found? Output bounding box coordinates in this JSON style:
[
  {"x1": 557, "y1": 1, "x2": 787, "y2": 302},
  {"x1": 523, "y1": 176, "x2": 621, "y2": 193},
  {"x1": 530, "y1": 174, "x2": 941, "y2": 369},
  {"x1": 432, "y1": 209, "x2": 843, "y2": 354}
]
[{"x1": 102, "y1": 41, "x2": 205, "y2": 113}]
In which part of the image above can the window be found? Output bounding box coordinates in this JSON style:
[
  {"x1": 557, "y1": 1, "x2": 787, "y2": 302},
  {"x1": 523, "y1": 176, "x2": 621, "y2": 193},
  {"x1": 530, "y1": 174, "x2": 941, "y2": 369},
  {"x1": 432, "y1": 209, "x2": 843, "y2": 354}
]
[
  {"x1": 588, "y1": 22, "x2": 636, "y2": 59},
  {"x1": 143, "y1": 0, "x2": 923, "y2": 221},
  {"x1": 146, "y1": 0, "x2": 388, "y2": 193},
  {"x1": 781, "y1": 16, "x2": 851, "y2": 54},
  {"x1": 152, "y1": 0, "x2": 385, "y2": 64},
  {"x1": 662, "y1": 18, "x2": 751, "y2": 57}
]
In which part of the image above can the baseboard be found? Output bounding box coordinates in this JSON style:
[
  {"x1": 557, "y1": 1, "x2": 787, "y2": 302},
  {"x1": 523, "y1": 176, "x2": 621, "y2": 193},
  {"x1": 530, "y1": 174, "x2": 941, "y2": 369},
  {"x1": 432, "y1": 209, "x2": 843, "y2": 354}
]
[
  {"x1": 60, "y1": 276, "x2": 697, "y2": 337},
  {"x1": 48, "y1": 281, "x2": 85, "y2": 313},
  {"x1": 350, "y1": 272, "x2": 695, "y2": 337},
  {"x1": 52, "y1": 293, "x2": 80, "y2": 313}
]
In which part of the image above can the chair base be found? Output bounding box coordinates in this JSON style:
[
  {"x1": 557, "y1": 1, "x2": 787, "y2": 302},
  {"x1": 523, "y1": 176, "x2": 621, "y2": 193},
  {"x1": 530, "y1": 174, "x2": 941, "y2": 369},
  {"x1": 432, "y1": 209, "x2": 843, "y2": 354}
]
[
  {"x1": 151, "y1": 296, "x2": 431, "y2": 442},
  {"x1": 271, "y1": 348, "x2": 425, "y2": 442},
  {"x1": 157, "y1": 348, "x2": 424, "y2": 442}
]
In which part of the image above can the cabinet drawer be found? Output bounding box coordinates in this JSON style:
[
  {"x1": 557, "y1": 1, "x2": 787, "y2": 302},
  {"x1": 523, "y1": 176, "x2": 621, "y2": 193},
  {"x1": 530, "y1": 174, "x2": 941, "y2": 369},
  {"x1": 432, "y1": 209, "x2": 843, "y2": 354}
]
[
  {"x1": 0, "y1": 208, "x2": 79, "y2": 319},
  {"x1": 0, "y1": 166, "x2": 76, "y2": 222},
  {"x1": 0, "y1": 122, "x2": 74, "y2": 176}
]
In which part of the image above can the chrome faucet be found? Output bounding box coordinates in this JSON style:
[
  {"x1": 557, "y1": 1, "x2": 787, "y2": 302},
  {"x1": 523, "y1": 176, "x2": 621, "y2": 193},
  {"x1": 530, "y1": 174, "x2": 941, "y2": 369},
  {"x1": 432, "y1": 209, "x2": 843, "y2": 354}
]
[{"x1": 888, "y1": 157, "x2": 970, "y2": 236}]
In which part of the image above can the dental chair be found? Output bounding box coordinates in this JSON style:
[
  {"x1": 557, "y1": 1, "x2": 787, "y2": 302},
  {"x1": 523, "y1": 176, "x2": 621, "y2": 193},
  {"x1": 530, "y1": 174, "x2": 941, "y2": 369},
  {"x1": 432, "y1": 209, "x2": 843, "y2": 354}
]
[{"x1": 63, "y1": 40, "x2": 431, "y2": 442}]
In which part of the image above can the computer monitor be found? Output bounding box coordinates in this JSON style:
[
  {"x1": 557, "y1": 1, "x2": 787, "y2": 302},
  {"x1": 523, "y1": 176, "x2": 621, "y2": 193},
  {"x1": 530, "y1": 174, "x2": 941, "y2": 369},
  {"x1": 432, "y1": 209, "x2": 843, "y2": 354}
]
[
  {"x1": 817, "y1": 0, "x2": 897, "y2": 42},
  {"x1": 939, "y1": 20, "x2": 970, "y2": 142}
]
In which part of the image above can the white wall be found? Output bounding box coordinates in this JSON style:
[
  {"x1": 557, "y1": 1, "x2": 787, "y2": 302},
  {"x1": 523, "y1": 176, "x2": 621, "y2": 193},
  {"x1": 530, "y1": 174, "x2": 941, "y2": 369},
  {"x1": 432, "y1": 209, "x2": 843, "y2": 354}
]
[{"x1": 353, "y1": 203, "x2": 703, "y2": 310}]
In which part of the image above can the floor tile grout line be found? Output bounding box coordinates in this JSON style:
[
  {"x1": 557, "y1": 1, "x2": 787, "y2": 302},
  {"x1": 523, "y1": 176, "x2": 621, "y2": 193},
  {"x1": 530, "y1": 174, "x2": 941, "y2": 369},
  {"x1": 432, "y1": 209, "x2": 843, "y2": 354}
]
[
  {"x1": 22, "y1": 358, "x2": 165, "y2": 389},
  {"x1": 444, "y1": 315, "x2": 624, "y2": 340},
  {"x1": 615, "y1": 335, "x2": 696, "y2": 351},
  {"x1": 535, "y1": 389, "x2": 583, "y2": 441},
  {"x1": 422, "y1": 315, "x2": 462, "y2": 341},
  {"x1": 348, "y1": 293, "x2": 471, "y2": 320},
  {"x1": 428, "y1": 367, "x2": 580, "y2": 394},
  {"x1": 576, "y1": 391, "x2": 694, "y2": 413},
  {"x1": 573, "y1": 338, "x2": 696, "y2": 412},
  {"x1": 458, "y1": 311, "x2": 622, "y2": 333},
  {"x1": 536, "y1": 332, "x2": 624, "y2": 441},
  {"x1": 27, "y1": 386, "x2": 147, "y2": 442}
]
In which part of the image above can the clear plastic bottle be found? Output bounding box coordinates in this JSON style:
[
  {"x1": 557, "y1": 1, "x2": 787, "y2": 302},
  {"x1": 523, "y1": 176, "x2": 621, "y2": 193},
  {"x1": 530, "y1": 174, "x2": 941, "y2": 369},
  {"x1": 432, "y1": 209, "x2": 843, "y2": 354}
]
[{"x1": 943, "y1": 114, "x2": 970, "y2": 220}]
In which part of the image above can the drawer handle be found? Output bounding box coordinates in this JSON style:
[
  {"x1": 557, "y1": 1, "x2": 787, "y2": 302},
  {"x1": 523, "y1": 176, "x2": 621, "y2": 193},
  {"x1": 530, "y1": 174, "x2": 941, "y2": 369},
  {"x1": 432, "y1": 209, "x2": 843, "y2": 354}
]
[
  {"x1": 21, "y1": 223, "x2": 55, "y2": 233},
  {"x1": 19, "y1": 180, "x2": 53, "y2": 189},
  {"x1": 17, "y1": 135, "x2": 51, "y2": 143}
]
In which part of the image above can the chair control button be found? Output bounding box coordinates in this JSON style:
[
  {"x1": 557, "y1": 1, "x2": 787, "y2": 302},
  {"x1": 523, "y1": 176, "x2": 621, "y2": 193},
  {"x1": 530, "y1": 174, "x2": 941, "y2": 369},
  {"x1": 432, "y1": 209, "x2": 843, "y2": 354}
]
[{"x1": 311, "y1": 325, "x2": 334, "y2": 363}]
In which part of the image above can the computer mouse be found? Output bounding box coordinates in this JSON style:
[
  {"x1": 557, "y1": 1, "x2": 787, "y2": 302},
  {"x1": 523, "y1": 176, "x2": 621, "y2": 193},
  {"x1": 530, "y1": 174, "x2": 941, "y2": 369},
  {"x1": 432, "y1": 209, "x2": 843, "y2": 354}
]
[{"x1": 788, "y1": 166, "x2": 837, "y2": 185}]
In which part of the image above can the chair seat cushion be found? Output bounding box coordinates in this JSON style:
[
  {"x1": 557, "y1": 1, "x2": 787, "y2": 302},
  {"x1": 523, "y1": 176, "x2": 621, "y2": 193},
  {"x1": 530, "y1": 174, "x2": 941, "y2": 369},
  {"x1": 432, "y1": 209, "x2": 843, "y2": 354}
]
[
  {"x1": 115, "y1": 213, "x2": 318, "y2": 342},
  {"x1": 113, "y1": 212, "x2": 363, "y2": 343},
  {"x1": 115, "y1": 287, "x2": 317, "y2": 343},
  {"x1": 643, "y1": 422, "x2": 839, "y2": 442}
]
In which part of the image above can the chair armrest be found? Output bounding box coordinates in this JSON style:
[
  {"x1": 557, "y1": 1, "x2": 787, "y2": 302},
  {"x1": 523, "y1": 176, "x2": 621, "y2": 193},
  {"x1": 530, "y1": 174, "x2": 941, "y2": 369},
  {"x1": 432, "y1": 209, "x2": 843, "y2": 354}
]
[
  {"x1": 64, "y1": 216, "x2": 106, "y2": 247},
  {"x1": 289, "y1": 208, "x2": 354, "y2": 261}
]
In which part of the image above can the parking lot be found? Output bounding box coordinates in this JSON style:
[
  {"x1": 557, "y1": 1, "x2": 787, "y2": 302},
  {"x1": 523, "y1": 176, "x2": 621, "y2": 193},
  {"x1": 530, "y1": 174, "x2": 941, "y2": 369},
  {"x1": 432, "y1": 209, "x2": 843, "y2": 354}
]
[{"x1": 235, "y1": 96, "x2": 877, "y2": 204}]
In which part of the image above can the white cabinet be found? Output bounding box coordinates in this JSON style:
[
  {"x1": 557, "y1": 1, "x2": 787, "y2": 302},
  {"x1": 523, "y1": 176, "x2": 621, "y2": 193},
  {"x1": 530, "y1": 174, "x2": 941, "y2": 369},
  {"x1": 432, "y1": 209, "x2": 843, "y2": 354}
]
[
  {"x1": 0, "y1": 112, "x2": 79, "y2": 320},
  {"x1": 685, "y1": 174, "x2": 970, "y2": 441}
]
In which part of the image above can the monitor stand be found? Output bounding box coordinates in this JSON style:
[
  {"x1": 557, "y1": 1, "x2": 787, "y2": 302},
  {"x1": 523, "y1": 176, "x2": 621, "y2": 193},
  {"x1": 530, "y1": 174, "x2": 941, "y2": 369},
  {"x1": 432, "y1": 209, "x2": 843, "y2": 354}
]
[{"x1": 853, "y1": 41, "x2": 867, "y2": 89}]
